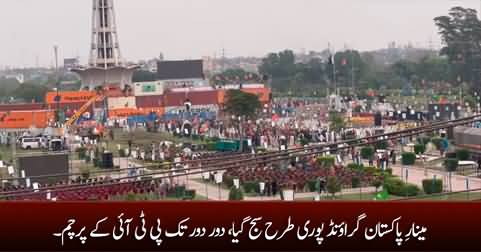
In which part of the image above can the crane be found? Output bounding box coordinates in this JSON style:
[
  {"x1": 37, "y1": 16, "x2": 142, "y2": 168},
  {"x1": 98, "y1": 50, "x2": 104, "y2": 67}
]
[{"x1": 64, "y1": 91, "x2": 104, "y2": 128}]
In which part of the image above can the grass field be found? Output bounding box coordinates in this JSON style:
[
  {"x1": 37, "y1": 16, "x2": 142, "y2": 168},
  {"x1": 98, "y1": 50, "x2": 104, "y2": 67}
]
[
  {"x1": 110, "y1": 192, "x2": 208, "y2": 201},
  {"x1": 295, "y1": 191, "x2": 481, "y2": 201}
]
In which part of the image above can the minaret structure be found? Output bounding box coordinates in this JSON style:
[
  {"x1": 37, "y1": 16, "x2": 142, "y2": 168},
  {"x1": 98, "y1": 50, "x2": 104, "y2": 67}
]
[{"x1": 72, "y1": 0, "x2": 137, "y2": 90}]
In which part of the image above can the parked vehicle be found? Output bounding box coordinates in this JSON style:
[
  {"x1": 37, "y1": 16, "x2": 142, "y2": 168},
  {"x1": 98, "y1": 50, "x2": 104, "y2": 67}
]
[
  {"x1": 20, "y1": 137, "x2": 42, "y2": 150},
  {"x1": 48, "y1": 139, "x2": 64, "y2": 151}
]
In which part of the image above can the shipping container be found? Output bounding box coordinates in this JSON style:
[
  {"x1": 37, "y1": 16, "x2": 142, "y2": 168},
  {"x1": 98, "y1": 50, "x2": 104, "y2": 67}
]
[
  {"x1": 0, "y1": 103, "x2": 46, "y2": 112},
  {"x1": 135, "y1": 95, "x2": 163, "y2": 108},
  {"x1": 107, "y1": 97, "x2": 136, "y2": 110},
  {"x1": 45, "y1": 91, "x2": 96, "y2": 104},
  {"x1": 164, "y1": 90, "x2": 219, "y2": 107},
  {"x1": 241, "y1": 87, "x2": 271, "y2": 103},
  {"x1": 0, "y1": 110, "x2": 55, "y2": 129},
  {"x1": 45, "y1": 101, "x2": 104, "y2": 112},
  {"x1": 138, "y1": 107, "x2": 164, "y2": 116},
  {"x1": 109, "y1": 108, "x2": 147, "y2": 118},
  {"x1": 133, "y1": 81, "x2": 164, "y2": 96}
]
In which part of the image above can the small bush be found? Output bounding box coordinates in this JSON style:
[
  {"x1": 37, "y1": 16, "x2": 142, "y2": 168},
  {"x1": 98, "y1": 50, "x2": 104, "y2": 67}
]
[
  {"x1": 383, "y1": 168, "x2": 393, "y2": 176},
  {"x1": 77, "y1": 147, "x2": 87, "y2": 159},
  {"x1": 306, "y1": 179, "x2": 318, "y2": 192},
  {"x1": 402, "y1": 183, "x2": 420, "y2": 196},
  {"x1": 401, "y1": 152, "x2": 416, "y2": 165},
  {"x1": 347, "y1": 163, "x2": 364, "y2": 172},
  {"x1": 371, "y1": 179, "x2": 383, "y2": 190},
  {"x1": 317, "y1": 156, "x2": 336, "y2": 168},
  {"x1": 422, "y1": 179, "x2": 443, "y2": 194},
  {"x1": 184, "y1": 190, "x2": 196, "y2": 200},
  {"x1": 364, "y1": 166, "x2": 377, "y2": 175},
  {"x1": 206, "y1": 142, "x2": 217, "y2": 151},
  {"x1": 414, "y1": 144, "x2": 426, "y2": 155},
  {"x1": 385, "y1": 177, "x2": 420, "y2": 196},
  {"x1": 431, "y1": 137, "x2": 443, "y2": 150},
  {"x1": 444, "y1": 158, "x2": 459, "y2": 172},
  {"x1": 375, "y1": 141, "x2": 388, "y2": 151},
  {"x1": 418, "y1": 137, "x2": 431, "y2": 146},
  {"x1": 300, "y1": 138, "x2": 309, "y2": 146},
  {"x1": 351, "y1": 177, "x2": 361, "y2": 188},
  {"x1": 456, "y1": 149, "x2": 470, "y2": 161},
  {"x1": 175, "y1": 185, "x2": 186, "y2": 198},
  {"x1": 229, "y1": 187, "x2": 244, "y2": 200},
  {"x1": 360, "y1": 147, "x2": 374, "y2": 159},
  {"x1": 326, "y1": 176, "x2": 341, "y2": 196},
  {"x1": 242, "y1": 181, "x2": 259, "y2": 194}
]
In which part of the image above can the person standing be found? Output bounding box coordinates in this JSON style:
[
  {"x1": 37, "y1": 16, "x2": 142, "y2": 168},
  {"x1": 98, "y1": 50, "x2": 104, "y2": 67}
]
[
  {"x1": 391, "y1": 150, "x2": 396, "y2": 165},
  {"x1": 478, "y1": 157, "x2": 481, "y2": 175}
]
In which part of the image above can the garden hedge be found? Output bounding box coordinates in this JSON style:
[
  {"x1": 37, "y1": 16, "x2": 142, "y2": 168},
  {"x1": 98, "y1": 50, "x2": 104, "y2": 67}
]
[{"x1": 422, "y1": 179, "x2": 443, "y2": 194}]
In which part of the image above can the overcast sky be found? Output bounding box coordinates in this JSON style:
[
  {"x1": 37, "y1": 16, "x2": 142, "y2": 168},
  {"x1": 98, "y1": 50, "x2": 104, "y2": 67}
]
[{"x1": 0, "y1": 0, "x2": 479, "y2": 68}]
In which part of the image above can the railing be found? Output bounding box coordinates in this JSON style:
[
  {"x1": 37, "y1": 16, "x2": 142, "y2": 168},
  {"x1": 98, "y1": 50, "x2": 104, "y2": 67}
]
[{"x1": 392, "y1": 187, "x2": 481, "y2": 201}]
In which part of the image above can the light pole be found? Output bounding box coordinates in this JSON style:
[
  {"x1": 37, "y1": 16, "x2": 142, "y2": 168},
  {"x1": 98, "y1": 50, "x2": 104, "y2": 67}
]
[{"x1": 54, "y1": 45, "x2": 60, "y2": 127}]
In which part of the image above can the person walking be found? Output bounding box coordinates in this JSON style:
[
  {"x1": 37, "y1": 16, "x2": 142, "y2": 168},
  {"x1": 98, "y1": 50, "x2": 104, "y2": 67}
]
[{"x1": 477, "y1": 157, "x2": 481, "y2": 176}]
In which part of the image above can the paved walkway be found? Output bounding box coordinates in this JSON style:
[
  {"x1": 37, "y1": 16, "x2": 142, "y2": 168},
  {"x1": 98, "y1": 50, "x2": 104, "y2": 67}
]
[
  {"x1": 181, "y1": 173, "x2": 376, "y2": 201},
  {"x1": 390, "y1": 164, "x2": 481, "y2": 192},
  {"x1": 113, "y1": 157, "x2": 481, "y2": 200}
]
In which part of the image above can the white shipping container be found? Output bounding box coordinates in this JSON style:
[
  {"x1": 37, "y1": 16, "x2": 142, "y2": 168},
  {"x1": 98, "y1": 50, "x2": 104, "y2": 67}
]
[
  {"x1": 108, "y1": 97, "x2": 137, "y2": 109},
  {"x1": 164, "y1": 104, "x2": 219, "y2": 114},
  {"x1": 134, "y1": 81, "x2": 164, "y2": 96}
]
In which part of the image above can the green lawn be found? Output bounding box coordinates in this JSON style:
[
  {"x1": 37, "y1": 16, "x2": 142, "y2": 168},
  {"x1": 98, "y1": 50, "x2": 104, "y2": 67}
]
[
  {"x1": 295, "y1": 191, "x2": 481, "y2": 201},
  {"x1": 110, "y1": 192, "x2": 208, "y2": 201},
  {"x1": 295, "y1": 192, "x2": 400, "y2": 201}
]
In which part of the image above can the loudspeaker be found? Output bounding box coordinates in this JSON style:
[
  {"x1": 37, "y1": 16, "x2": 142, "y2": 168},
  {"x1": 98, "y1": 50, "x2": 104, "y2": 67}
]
[
  {"x1": 102, "y1": 152, "x2": 114, "y2": 169},
  {"x1": 374, "y1": 113, "x2": 382, "y2": 126}
]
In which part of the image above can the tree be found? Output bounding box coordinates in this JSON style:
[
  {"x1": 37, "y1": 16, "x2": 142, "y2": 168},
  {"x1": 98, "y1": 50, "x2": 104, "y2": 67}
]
[
  {"x1": 332, "y1": 50, "x2": 366, "y2": 89},
  {"x1": 224, "y1": 90, "x2": 261, "y2": 118},
  {"x1": 0, "y1": 77, "x2": 21, "y2": 102},
  {"x1": 259, "y1": 50, "x2": 328, "y2": 94},
  {"x1": 444, "y1": 158, "x2": 459, "y2": 192},
  {"x1": 328, "y1": 111, "x2": 346, "y2": 133},
  {"x1": 435, "y1": 7, "x2": 481, "y2": 91},
  {"x1": 326, "y1": 176, "x2": 341, "y2": 197},
  {"x1": 12, "y1": 82, "x2": 48, "y2": 102}
]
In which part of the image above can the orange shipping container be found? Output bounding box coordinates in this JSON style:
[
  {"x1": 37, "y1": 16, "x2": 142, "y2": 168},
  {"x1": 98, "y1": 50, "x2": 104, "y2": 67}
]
[
  {"x1": 45, "y1": 91, "x2": 96, "y2": 104},
  {"x1": 138, "y1": 107, "x2": 164, "y2": 116},
  {"x1": 109, "y1": 107, "x2": 165, "y2": 118},
  {"x1": 241, "y1": 87, "x2": 271, "y2": 103},
  {"x1": 0, "y1": 111, "x2": 54, "y2": 129},
  {"x1": 109, "y1": 108, "x2": 145, "y2": 118}
]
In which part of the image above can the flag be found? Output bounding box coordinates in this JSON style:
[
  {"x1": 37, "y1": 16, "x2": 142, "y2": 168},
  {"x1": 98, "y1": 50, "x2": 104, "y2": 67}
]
[
  {"x1": 328, "y1": 55, "x2": 334, "y2": 65},
  {"x1": 375, "y1": 188, "x2": 389, "y2": 200}
]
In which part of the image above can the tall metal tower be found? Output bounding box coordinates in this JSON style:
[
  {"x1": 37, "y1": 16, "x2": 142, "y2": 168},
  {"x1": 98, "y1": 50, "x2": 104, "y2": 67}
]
[
  {"x1": 89, "y1": 0, "x2": 123, "y2": 68},
  {"x1": 72, "y1": 0, "x2": 137, "y2": 90}
]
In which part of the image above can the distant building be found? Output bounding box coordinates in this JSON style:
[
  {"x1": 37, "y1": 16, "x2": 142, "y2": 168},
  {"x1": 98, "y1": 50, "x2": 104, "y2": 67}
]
[
  {"x1": 157, "y1": 60, "x2": 206, "y2": 87},
  {"x1": 4, "y1": 73, "x2": 24, "y2": 84},
  {"x1": 63, "y1": 58, "x2": 80, "y2": 69}
]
